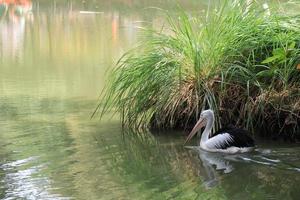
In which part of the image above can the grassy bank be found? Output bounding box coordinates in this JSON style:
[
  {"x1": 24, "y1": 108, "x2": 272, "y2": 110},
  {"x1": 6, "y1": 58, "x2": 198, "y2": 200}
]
[{"x1": 95, "y1": 1, "x2": 300, "y2": 140}]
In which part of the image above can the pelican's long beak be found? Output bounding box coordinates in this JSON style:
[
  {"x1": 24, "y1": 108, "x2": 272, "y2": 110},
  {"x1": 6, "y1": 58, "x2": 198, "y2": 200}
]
[{"x1": 184, "y1": 117, "x2": 206, "y2": 145}]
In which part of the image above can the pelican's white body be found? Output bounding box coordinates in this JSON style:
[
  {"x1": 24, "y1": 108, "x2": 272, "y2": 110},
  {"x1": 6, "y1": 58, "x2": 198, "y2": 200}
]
[{"x1": 196, "y1": 110, "x2": 254, "y2": 154}]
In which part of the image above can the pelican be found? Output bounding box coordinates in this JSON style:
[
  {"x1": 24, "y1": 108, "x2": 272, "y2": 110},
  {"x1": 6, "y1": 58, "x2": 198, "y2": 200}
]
[{"x1": 184, "y1": 109, "x2": 255, "y2": 154}]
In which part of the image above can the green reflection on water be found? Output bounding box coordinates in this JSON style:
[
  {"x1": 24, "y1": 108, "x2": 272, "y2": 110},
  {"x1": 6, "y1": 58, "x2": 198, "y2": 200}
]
[
  {"x1": 0, "y1": 97, "x2": 300, "y2": 200},
  {"x1": 0, "y1": 0, "x2": 300, "y2": 200}
]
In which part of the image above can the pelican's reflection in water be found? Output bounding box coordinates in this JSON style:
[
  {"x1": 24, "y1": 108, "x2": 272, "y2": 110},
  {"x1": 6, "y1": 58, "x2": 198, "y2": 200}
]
[
  {"x1": 187, "y1": 147, "x2": 292, "y2": 189},
  {"x1": 192, "y1": 148, "x2": 237, "y2": 188}
]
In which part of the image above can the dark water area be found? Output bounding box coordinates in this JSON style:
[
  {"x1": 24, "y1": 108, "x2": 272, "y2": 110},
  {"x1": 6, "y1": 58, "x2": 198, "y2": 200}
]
[{"x1": 0, "y1": 0, "x2": 300, "y2": 199}]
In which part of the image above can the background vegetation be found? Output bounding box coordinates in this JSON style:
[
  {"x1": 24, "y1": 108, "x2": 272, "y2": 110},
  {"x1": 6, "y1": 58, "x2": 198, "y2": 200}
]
[{"x1": 96, "y1": 0, "x2": 300, "y2": 140}]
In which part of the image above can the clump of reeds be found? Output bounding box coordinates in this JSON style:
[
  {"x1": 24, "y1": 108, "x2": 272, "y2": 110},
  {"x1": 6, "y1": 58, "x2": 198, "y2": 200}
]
[{"x1": 95, "y1": 0, "x2": 300, "y2": 140}]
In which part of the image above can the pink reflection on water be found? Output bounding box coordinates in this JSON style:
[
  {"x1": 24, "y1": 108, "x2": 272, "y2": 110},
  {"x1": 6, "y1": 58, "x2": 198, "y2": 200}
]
[
  {"x1": 111, "y1": 12, "x2": 119, "y2": 44},
  {"x1": 0, "y1": 0, "x2": 32, "y2": 62}
]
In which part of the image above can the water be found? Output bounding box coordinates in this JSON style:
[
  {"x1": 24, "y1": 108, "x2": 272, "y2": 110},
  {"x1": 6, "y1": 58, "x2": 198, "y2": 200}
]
[{"x1": 0, "y1": 1, "x2": 300, "y2": 199}]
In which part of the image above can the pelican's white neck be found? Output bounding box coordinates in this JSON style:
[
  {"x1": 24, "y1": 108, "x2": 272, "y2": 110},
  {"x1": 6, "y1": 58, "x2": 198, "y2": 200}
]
[{"x1": 200, "y1": 111, "x2": 214, "y2": 145}]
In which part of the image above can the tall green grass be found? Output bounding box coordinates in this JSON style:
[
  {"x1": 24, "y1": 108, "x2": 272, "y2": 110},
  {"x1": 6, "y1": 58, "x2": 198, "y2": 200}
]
[{"x1": 95, "y1": 1, "x2": 300, "y2": 139}]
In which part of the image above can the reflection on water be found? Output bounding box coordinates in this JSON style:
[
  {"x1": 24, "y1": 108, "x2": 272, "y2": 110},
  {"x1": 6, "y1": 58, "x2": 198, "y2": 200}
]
[
  {"x1": 0, "y1": 0, "x2": 32, "y2": 62},
  {"x1": 0, "y1": 0, "x2": 300, "y2": 200},
  {"x1": 0, "y1": 0, "x2": 149, "y2": 99},
  {"x1": 186, "y1": 146, "x2": 300, "y2": 192},
  {"x1": 1, "y1": 157, "x2": 68, "y2": 199},
  {"x1": 0, "y1": 95, "x2": 300, "y2": 199}
]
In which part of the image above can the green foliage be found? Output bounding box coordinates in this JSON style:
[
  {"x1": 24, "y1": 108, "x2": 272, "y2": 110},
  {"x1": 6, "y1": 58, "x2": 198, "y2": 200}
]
[{"x1": 96, "y1": 0, "x2": 300, "y2": 138}]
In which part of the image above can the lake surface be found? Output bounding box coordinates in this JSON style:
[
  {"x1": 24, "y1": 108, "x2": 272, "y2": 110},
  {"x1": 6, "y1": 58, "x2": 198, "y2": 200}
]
[{"x1": 0, "y1": 1, "x2": 300, "y2": 199}]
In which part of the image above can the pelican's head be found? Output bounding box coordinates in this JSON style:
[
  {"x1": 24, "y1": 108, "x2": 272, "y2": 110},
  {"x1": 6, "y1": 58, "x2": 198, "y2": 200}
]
[{"x1": 184, "y1": 109, "x2": 214, "y2": 145}]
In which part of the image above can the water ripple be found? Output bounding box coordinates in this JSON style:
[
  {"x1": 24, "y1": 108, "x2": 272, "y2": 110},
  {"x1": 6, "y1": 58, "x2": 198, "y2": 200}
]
[{"x1": 1, "y1": 157, "x2": 70, "y2": 200}]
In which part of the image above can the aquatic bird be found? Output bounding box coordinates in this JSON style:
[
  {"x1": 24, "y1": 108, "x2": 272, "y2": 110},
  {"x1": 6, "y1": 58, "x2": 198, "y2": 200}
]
[{"x1": 184, "y1": 109, "x2": 255, "y2": 153}]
